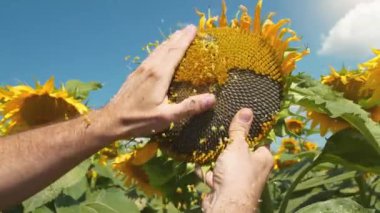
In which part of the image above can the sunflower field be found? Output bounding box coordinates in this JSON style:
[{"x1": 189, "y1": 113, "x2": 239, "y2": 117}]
[{"x1": 1, "y1": 0, "x2": 380, "y2": 213}]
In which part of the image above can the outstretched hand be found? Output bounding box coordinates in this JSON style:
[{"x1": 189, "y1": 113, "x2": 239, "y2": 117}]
[
  {"x1": 197, "y1": 108, "x2": 274, "y2": 213},
  {"x1": 103, "y1": 25, "x2": 216, "y2": 140}
]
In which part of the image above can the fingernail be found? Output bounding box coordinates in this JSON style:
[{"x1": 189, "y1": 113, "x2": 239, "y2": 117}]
[
  {"x1": 203, "y1": 94, "x2": 216, "y2": 108},
  {"x1": 239, "y1": 108, "x2": 253, "y2": 123}
]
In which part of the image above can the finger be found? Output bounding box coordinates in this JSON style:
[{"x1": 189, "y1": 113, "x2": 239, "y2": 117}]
[
  {"x1": 195, "y1": 165, "x2": 214, "y2": 187},
  {"x1": 137, "y1": 25, "x2": 193, "y2": 77},
  {"x1": 163, "y1": 93, "x2": 216, "y2": 122},
  {"x1": 157, "y1": 25, "x2": 197, "y2": 91},
  {"x1": 150, "y1": 29, "x2": 183, "y2": 58},
  {"x1": 228, "y1": 108, "x2": 254, "y2": 145},
  {"x1": 161, "y1": 25, "x2": 197, "y2": 72}
]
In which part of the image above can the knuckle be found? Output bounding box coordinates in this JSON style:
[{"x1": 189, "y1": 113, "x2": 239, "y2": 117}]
[
  {"x1": 137, "y1": 63, "x2": 149, "y2": 73},
  {"x1": 138, "y1": 63, "x2": 160, "y2": 80},
  {"x1": 254, "y1": 147, "x2": 274, "y2": 169},
  {"x1": 186, "y1": 98, "x2": 200, "y2": 112},
  {"x1": 146, "y1": 69, "x2": 160, "y2": 80},
  {"x1": 156, "y1": 112, "x2": 170, "y2": 122},
  {"x1": 179, "y1": 98, "x2": 200, "y2": 118},
  {"x1": 156, "y1": 109, "x2": 176, "y2": 123},
  {"x1": 229, "y1": 126, "x2": 247, "y2": 137}
]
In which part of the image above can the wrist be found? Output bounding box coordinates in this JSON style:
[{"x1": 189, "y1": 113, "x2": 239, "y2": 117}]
[
  {"x1": 204, "y1": 186, "x2": 259, "y2": 213},
  {"x1": 85, "y1": 108, "x2": 121, "y2": 144}
]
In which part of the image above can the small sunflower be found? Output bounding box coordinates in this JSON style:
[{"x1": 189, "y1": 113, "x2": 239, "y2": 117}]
[
  {"x1": 0, "y1": 77, "x2": 88, "y2": 134},
  {"x1": 278, "y1": 137, "x2": 301, "y2": 154},
  {"x1": 158, "y1": 0, "x2": 308, "y2": 164},
  {"x1": 285, "y1": 118, "x2": 304, "y2": 135},
  {"x1": 273, "y1": 153, "x2": 300, "y2": 170},
  {"x1": 308, "y1": 64, "x2": 380, "y2": 136},
  {"x1": 321, "y1": 67, "x2": 370, "y2": 102},
  {"x1": 112, "y1": 142, "x2": 160, "y2": 196},
  {"x1": 303, "y1": 141, "x2": 318, "y2": 151},
  {"x1": 98, "y1": 142, "x2": 120, "y2": 166}
]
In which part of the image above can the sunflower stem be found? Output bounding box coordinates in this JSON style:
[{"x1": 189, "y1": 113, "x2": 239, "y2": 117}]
[
  {"x1": 355, "y1": 172, "x2": 371, "y2": 208},
  {"x1": 260, "y1": 183, "x2": 274, "y2": 213},
  {"x1": 278, "y1": 156, "x2": 321, "y2": 213}
]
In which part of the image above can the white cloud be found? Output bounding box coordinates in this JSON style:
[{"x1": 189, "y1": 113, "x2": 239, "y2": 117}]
[{"x1": 318, "y1": 0, "x2": 380, "y2": 59}]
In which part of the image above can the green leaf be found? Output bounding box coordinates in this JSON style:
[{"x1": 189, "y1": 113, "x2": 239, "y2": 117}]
[
  {"x1": 86, "y1": 188, "x2": 139, "y2": 213},
  {"x1": 295, "y1": 171, "x2": 356, "y2": 192},
  {"x1": 320, "y1": 129, "x2": 380, "y2": 174},
  {"x1": 23, "y1": 160, "x2": 91, "y2": 212},
  {"x1": 55, "y1": 194, "x2": 82, "y2": 213},
  {"x1": 142, "y1": 156, "x2": 178, "y2": 187},
  {"x1": 65, "y1": 80, "x2": 102, "y2": 101},
  {"x1": 287, "y1": 187, "x2": 334, "y2": 213},
  {"x1": 92, "y1": 163, "x2": 125, "y2": 188},
  {"x1": 274, "y1": 119, "x2": 287, "y2": 137},
  {"x1": 289, "y1": 74, "x2": 380, "y2": 154},
  {"x1": 296, "y1": 198, "x2": 376, "y2": 213},
  {"x1": 32, "y1": 205, "x2": 55, "y2": 213},
  {"x1": 56, "y1": 188, "x2": 139, "y2": 213},
  {"x1": 63, "y1": 176, "x2": 88, "y2": 200}
]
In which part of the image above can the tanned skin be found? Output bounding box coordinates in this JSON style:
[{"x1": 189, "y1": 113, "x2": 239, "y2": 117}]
[{"x1": 0, "y1": 25, "x2": 273, "y2": 212}]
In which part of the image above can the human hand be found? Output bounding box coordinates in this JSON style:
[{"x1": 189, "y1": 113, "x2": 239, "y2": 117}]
[
  {"x1": 197, "y1": 108, "x2": 274, "y2": 213},
  {"x1": 102, "y1": 25, "x2": 216, "y2": 140}
]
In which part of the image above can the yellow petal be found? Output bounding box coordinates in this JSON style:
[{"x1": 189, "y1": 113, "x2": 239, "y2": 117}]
[
  {"x1": 195, "y1": 9, "x2": 206, "y2": 30},
  {"x1": 219, "y1": 0, "x2": 228, "y2": 27},
  {"x1": 231, "y1": 18, "x2": 239, "y2": 28},
  {"x1": 239, "y1": 5, "x2": 251, "y2": 31},
  {"x1": 253, "y1": 0, "x2": 263, "y2": 33},
  {"x1": 131, "y1": 142, "x2": 158, "y2": 166},
  {"x1": 42, "y1": 77, "x2": 55, "y2": 93},
  {"x1": 206, "y1": 16, "x2": 218, "y2": 29}
]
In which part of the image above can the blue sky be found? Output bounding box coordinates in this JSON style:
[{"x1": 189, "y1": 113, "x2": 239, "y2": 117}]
[{"x1": 1, "y1": 0, "x2": 380, "y2": 107}]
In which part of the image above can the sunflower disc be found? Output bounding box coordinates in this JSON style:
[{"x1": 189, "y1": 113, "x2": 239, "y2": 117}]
[{"x1": 159, "y1": 70, "x2": 282, "y2": 164}]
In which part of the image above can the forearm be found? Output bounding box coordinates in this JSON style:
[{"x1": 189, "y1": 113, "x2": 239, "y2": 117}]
[
  {"x1": 205, "y1": 188, "x2": 260, "y2": 213},
  {"x1": 0, "y1": 109, "x2": 115, "y2": 208}
]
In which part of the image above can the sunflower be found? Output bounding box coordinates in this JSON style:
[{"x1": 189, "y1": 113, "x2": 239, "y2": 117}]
[
  {"x1": 307, "y1": 110, "x2": 350, "y2": 137},
  {"x1": 112, "y1": 142, "x2": 161, "y2": 196},
  {"x1": 98, "y1": 142, "x2": 120, "y2": 166},
  {"x1": 285, "y1": 118, "x2": 304, "y2": 134},
  {"x1": 303, "y1": 141, "x2": 317, "y2": 151},
  {"x1": 0, "y1": 77, "x2": 88, "y2": 134},
  {"x1": 273, "y1": 153, "x2": 300, "y2": 170},
  {"x1": 278, "y1": 137, "x2": 301, "y2": 154},
  {"x1": 360, "y1": 49, "x2": 380, "y2": 107},
  {"x1": 321, "y1": 67, "x2": 370, "y2": 102},
  {"x1": 158, "y1": 0, "x2": 308, "y2": 164},
  {"x1": 308, "y1": 64, "x2": 380, "y2": 136}
]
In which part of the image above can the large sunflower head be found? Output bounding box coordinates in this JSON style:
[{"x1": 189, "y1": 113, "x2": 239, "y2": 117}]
[
  {"x1": 0, "y1": 77, "x2": 88, "y2": 134},
  {"x1": 112, "y1": 142, "x2": 160, "y2": 196},
  {"x1": 157, "y1": 0, "x2": 308, "y2": 164}
]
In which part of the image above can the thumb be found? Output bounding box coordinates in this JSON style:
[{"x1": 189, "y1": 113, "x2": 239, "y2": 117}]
[
  {"x1": 228, "y1": 108, "x2": 254, "y2": 145},
  {"x1": 165, "y1": 93, "x2": 216, "y2": 122}
]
